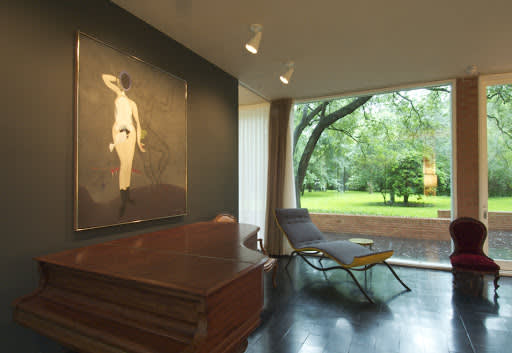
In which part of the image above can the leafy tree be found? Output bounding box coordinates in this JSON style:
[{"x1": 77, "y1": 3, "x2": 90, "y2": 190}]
[
  {"x1": 389, "y1": 153, "x2": 424, "y2": 204},
  {"x1": 487, "y1": 84, "x2": 512, "y2": 197},
  {"x1": 344, "y1": 88, "x2": 451, "y2": 202},
  {"x1": 303, "y1": 170, "x2": 318, "y2": 193},
  {"x1": 436, "y1": 165, "x2": 451, "y2": 196},
  {"x1": 293, "y1": 85, "x2": 453, "y2": 207},
  {"x1": 293, "y1": 96, "x2": 373, "y2": 205}
]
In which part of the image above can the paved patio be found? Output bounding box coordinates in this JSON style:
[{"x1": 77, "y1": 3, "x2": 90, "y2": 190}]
[{"x1": 324, "y1": 231, "x2": 512, "y2": 266}]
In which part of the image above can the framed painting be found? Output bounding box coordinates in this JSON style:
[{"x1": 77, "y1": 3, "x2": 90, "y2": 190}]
[{"x1": 74, "y1": 32, "x2": 187, "y2": 230}]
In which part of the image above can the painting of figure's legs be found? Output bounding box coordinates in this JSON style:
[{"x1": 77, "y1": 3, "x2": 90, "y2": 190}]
[{"x1": 114, "y1": 127, "x2": 137, "y2": 216}]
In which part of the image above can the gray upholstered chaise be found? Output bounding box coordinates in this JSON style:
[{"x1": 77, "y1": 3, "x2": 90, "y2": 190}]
[{"x1": 274, "y1": 208, "x2": 410, "y2": 303}]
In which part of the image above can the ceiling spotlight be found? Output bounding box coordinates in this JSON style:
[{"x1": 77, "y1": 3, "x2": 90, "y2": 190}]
[
  {"x1": 465, "y1": 64, "x2": 479, "y2": 76},
  {"x1": 245, "y1": 24, "x2": 263, "y2": 54},
  {"x1": 280, "y1": 61, "x2": 295, "y2": 85}
]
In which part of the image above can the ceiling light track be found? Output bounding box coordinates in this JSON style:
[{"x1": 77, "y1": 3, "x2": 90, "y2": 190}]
[
  {"x1": 245, "y1": 24, "x2": 263, "y2": 54},
  {"x1": 280, "y1": 61, "x2": 295, "y2": 85},
  {"x1": 244, "y1": 24, "x2": 296, "y2": 86}
]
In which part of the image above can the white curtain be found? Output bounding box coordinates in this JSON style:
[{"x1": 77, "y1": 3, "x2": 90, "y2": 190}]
[
  {"x1": 282, "y1": 107, "x2": 297, "y2": 254},
  {"x1": 239, "y1": 103, "x2": 270, "y2": 240},
  {"x1": 283, "y1": 107, "x2": 297, "y2": 209}
]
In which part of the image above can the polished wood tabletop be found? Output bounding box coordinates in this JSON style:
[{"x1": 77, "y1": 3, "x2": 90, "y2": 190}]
[{"x1": 36, "y1": 222, "x2": 265, "y2": 296}]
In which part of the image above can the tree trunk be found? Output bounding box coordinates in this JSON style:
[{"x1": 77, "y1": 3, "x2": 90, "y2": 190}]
[
  {"x1": 295, "y1": 178, "x2": 302, "y2": 207},
  {"x1": 296, "y1": 96, "x2": 373, "y2": 195},
  {"x1": 293, "y1": 103, "x2": 328, "y2": 152}
]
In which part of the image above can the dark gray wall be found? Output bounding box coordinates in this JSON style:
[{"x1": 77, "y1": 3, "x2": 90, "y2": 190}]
[{"x1": 1, "y1": 0, "x2": 238, "y2": 351}]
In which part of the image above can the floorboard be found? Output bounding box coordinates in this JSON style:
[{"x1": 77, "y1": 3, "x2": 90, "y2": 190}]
[{"x1": 247, "y1": 257, "x2": 512, "y2": 353}]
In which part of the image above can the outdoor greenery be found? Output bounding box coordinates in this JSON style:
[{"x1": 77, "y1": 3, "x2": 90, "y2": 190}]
[
  {"x1": 294, "y1": 85, "x2": 451, "y2": 207},
  {"x1": 487, "y1": 84, "x2": 512, "y2": 198},
  {"x1": 301, "y1": 191, "x2": 512, "y2": 218},
  {"x1": 301, "y1": 191, "x2": 448, "y2": 218},
  {"x1": 293, "y1": 84, "x2": 512, "y2": 214}
]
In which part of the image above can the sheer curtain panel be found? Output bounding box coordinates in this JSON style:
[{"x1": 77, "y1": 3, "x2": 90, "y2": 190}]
[{"x1": 239, "y1": 103, "x2": 270, "y2": 240}]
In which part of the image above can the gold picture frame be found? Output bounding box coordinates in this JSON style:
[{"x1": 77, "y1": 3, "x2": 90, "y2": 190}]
[{"x1": 74, "y1": 32, "x2": 187, "y2": 230}]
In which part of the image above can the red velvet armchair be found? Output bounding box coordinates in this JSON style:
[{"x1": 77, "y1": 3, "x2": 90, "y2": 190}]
[{"x1": 449, "y1": 217, "x2": 500, "y2": 292}]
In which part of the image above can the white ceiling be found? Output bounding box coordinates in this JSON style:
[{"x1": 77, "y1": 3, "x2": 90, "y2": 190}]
[
  {"x1": 113, "y1": 0, "x2": 512, "y2": 103},
  {"x1": 239, "y1": 84, "x2": 268, "y2": 105}
]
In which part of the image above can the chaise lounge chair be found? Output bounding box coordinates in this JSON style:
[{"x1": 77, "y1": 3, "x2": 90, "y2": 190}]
[{"x1": 274, "y1": 208, "x2": 411, "y2": 303}]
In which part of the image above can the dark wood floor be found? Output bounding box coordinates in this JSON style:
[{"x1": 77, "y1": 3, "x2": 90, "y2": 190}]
[
  {"x1": 324, "y1": 231, "x2": 512, "y2": 265},
  {"x1": 247, "y1": 257, "x2": 512, "y2": 353}
]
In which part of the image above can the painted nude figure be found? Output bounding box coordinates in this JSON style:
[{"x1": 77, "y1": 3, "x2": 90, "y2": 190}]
[{"x1": 102, "y1": 72, "x2": 145, "y2": 216}]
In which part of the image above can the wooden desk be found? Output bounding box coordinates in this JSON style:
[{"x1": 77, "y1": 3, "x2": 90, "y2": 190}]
[{"x1": 13, "y1": 222, "x2": 266, "y2": 353}]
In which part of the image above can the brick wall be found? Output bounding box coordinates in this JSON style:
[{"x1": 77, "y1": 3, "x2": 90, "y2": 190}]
[
  {"x1": 491, "y1": 212, "x2": 512, "y2": 230},
  {"x1": 438, "y1": 210, "x2": 512, "y2": 230},
  {"x1": 310, "y1": 213, "x2": 451, "y2": 240},
  {"x1": 455, "y1": 77, "x2": 480, "y2": 219},
  {"x1": 311, "y1": 210, "x2": 512, "y2": 241}
]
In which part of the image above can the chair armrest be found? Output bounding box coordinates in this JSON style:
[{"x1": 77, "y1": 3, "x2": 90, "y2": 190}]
[{"x1": 257, "y1": 239, "x2": 268, "y2": 255}]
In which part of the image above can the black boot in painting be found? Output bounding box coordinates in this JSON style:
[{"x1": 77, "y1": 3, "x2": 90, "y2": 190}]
[
  {"x1": 125, "y1": 187, "x2": 135, "y2": 204},
  {"x1": 119, "y1": 189, "x2": 127, "y2": 217}
]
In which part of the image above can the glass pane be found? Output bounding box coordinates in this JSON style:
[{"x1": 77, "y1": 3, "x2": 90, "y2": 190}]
[
  {"x1": 293, "y1": 85, "x2": 452, "y2": 266},
  {"x1": 487, "y1": 84, "x2": 512, "y2": 262}
]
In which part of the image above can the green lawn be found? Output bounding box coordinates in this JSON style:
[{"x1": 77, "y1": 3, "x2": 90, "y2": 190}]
[
  {"x1": 489, "y1": 197, "x2": 512, "y2": 212},
  {"x1": 301, "y1": 191, "x2": 512, "y2": 218}
]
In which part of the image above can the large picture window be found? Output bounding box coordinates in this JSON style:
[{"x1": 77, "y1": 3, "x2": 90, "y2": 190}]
[
  {"x1": 480, "y1": 74, "x2": 512, "y2": 271},
  {"x1": 293, "y1": 84, "x2": 453, "y2": 265}
]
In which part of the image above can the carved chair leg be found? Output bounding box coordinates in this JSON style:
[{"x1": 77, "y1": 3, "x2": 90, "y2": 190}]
[
  {"x1": 272, "y1": 263, "x2": 278, "y2": 288},
  {"x1": 257, "y1": 238, "x2": 279, "y2": 288},
  {"x1": 230, "y1": 338, "x2": 248, "y2": 353},
  {"x1": 494, "y1": 272, "x2": 500, "y2": 292}
]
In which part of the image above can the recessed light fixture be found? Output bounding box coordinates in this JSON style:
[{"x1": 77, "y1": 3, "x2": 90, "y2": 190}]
[
  {"x1": 465, "y1": 64, "x2": 478, "y2": 76},
  {"x1": 245, "y1": 24, "x2": 263, "y2": 54},
  {"x1": 280, "y1": 61, "x2": 295, "y2": 85}
]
